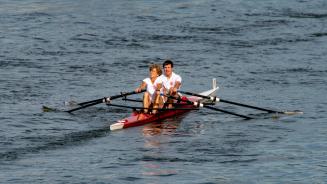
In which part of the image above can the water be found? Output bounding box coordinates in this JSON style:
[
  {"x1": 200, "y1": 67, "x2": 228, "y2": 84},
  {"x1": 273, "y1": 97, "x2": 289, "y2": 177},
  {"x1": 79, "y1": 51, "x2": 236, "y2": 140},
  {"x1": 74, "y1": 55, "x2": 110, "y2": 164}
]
[{"x1": 1, "y1": 0, "x2": 327, "y2": 183}]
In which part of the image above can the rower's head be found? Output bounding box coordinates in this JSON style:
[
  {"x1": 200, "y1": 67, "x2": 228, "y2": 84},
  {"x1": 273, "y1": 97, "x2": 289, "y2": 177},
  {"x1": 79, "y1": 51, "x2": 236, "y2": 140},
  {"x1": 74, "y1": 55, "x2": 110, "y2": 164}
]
[
  {"x1": 163, "y1": 59, "x2": 173, "y2": 77},
  {"x1": 149, "y1": 64, "x2": 162, "y2": 78}
]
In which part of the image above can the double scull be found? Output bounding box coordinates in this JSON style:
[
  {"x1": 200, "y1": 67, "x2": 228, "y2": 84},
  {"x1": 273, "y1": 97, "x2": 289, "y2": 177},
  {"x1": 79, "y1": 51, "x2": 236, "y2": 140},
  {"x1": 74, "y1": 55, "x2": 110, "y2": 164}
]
[{"x1": 110, "y1": 84, "x2": 219, "y2": 131}]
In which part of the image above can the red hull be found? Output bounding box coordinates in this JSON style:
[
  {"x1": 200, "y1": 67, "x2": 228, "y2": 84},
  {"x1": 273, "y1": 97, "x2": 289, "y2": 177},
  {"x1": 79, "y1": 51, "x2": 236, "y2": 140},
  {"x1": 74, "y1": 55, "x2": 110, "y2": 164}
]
[{"x1": 110, "y1": 97, "x2": 198, "y2": 130}]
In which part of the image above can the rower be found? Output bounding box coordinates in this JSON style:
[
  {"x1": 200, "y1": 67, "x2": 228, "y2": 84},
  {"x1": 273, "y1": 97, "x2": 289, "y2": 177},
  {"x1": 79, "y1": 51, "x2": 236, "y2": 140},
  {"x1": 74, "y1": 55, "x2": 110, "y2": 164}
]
[
  {"x1": 135, "y1": 64, "x2": 162, "y2": 113},
  {"x1": 154, "y1": 59, "x2": 182, "y2": 110}
]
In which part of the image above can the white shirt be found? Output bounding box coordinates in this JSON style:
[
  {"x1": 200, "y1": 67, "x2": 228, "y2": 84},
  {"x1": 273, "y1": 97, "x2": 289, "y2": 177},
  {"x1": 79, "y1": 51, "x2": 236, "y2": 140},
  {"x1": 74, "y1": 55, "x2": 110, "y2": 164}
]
[
  {"x1": 155, "y1": 72, "x2": 182, "y2": 91},
  {"x1": 143, "y1": 77, "x2": 159, "y2": 101}
]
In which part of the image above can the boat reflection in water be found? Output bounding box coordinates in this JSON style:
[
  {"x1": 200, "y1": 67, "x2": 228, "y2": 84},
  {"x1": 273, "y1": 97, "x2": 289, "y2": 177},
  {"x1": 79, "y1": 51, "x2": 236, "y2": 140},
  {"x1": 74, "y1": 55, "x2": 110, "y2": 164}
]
[
  {"x1": 142, "y1": 116, "x2": 184, "y2": 140},
  {"x1": 140, "y1": 117, "x2": 184, "y2": 178}
]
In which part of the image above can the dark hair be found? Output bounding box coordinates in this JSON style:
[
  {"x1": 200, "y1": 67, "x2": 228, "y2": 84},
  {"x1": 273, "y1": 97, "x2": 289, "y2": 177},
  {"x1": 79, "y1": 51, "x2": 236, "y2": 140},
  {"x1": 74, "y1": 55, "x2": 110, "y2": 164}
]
[{"x1": 163, "y1": 59, "x2": 173, "y2": 68}]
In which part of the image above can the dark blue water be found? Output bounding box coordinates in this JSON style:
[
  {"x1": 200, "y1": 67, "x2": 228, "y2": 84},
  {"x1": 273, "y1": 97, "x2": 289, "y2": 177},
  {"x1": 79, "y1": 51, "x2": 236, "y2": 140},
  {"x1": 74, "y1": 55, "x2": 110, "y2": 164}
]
[{"x1": 1, "y1": 0, "x2": 327, "y2": 183}]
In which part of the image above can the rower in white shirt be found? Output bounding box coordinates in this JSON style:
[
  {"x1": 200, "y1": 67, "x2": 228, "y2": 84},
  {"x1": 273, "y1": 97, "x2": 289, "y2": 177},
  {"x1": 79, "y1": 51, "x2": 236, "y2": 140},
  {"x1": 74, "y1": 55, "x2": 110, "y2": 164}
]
[
  {"x1": 154, "y1": 59, "x2": 182, "y2": 109},
  {"x1": 135, "y1": 64, "x2": 162, "y2": 113}
]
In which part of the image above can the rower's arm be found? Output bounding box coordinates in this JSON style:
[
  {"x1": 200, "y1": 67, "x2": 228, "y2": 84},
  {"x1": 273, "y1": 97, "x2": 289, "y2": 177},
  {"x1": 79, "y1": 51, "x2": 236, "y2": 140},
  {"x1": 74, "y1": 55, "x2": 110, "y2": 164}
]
[
  {"x1": 170, "y1": 81, "x2": 181, "y2": 94},
  {"x1": 135, "y1": 81, "x2": 146, "y2": 92},
  {"x1": 174, "y1": 81, "x2": 181, "y2": 90},
  {"x1": 173, "y1": 75, "x2": 182, "y2": 92},
  {"x1": 155, "y1": 83, "x2": 162, "y2": 93}
]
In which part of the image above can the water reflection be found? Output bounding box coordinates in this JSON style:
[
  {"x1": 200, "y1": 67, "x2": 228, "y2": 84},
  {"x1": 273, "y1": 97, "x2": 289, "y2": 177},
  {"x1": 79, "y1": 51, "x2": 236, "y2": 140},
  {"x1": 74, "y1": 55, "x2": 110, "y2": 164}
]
[
  {"x1": 140, "y1": 117, "x2": 183, "y2": 181},
  {"x1": 142, "y1": 117, "x2": 182, "y2": 139}
]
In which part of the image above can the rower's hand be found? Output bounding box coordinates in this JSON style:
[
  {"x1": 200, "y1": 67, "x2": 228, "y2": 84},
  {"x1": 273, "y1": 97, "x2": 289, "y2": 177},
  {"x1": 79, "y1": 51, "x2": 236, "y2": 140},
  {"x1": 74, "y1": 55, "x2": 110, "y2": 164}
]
[
  {"x1": 135, "y1": 87, "x2": 141, "y2": 93},
  {"x1": 170, "y1": 87, "x2": 178, "y2": 95}
]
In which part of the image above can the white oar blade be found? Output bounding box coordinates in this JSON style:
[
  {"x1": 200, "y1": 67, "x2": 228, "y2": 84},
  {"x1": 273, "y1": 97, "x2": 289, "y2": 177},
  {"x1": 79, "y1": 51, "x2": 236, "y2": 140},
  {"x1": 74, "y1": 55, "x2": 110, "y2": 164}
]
[{"x1": 283, "y1": 111, "x2": 304, "y2": 115}]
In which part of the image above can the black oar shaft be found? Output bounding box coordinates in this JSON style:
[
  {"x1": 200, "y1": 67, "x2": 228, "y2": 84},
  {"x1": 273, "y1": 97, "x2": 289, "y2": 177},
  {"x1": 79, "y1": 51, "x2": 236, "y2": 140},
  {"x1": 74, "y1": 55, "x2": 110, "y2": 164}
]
[
  {"x1": 110, "y1": 90, "x2": 144, "y2": 100},
  {"x1": 204, "y1": 105, "x2": 253, "y2": 119},
  {"x1": 165, "y1": 94, "x2": 252, "y2": 119},
  {"x1": 106, "y1": 103, "x2": 199, "y2": 111},
  {"x1": 78, "y1": 90, "x2": 145, "y2": 106},
  {"x1": 179, "y1": 90, "x2": 282, "y2": 113},
  {"x1": 218, "y1": 99, "x2": 281, "y2": 113},
  {"x1": 78, "y1": 99, "x2": 102, "y2": 106},
  {"x1": 67, "y1": 90, "x2": 145, "y2": 113},
  {"x1": 67, "y1": 100, "x2": 102, "y2": 113}
]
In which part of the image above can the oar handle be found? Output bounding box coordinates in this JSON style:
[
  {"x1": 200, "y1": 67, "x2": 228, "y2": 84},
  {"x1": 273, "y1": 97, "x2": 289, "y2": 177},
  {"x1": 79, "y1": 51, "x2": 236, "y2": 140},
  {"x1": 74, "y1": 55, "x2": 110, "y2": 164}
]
[{"x1": 162, "y1": 94, "x2": 202, "y2": 107}]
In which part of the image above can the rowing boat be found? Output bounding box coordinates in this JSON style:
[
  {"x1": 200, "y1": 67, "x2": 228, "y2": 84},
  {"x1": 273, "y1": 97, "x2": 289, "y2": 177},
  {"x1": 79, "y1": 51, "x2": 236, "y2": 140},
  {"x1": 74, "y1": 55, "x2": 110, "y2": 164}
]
[
  {"x1": 43, "y1": 79, "x2": 301, "y2": 124},
  {"x1": 110, "y1": 80, "x2": 219, "y2": 131}
]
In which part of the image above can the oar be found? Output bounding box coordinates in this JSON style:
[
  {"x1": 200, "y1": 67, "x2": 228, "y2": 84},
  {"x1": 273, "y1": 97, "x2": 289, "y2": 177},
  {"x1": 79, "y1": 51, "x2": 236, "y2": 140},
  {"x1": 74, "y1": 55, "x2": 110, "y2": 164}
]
[
  {"x1": 77, "y1": 90, "x2": 144, "y2": 106},
  {"x1": 178, "y1": 90, "x2": 302, "y2": 115},
  {"x1": 66, "y1": 90, "x2": 145, "y2": 113},
  {"x1": 165, "y1": 95, "x2": 253, "y2": 119},
  {"x1": 106, "y1": 103, "x2": 200, "y2": 111},
  {"x1": 202, "y1": 105, "x2": 253, "y2": 119}
]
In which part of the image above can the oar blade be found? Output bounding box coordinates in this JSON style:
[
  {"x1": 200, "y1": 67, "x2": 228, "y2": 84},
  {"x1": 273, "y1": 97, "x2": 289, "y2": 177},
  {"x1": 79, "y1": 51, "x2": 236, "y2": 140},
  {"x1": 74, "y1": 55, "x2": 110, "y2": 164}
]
[
  {"x1": 42, "y1": 106, "x2": 60, "y2": 112},
  {"x1": 283, "y1": 110, "x2": 304, "y2": 115}
]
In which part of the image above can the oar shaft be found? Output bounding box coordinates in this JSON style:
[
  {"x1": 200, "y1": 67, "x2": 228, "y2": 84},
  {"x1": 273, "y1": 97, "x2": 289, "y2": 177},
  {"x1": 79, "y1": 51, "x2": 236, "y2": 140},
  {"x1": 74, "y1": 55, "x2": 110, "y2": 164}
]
[
  {"x1": 106, "y1": 103, "x2": 199, "y2": 111},
  {"x1": 67, "y1": 100, "x2": 102, "y2": 113},
  {"x1": 67, "y1": 90, "x2": 145, "y2": 113},
  {"x1": 179, "y1": 90, "x2": 282, "y2": 113},
  {"x1": 78, "y1": 90, "x2": 145, "y2": 106},
  {"x1": 165, "y1": 94, "x2": 252, "y2": 119},
  {"x1": 204, "y1": 105, "x2": 253, "y2": 119},
  {"x1": 219, "y1": 99, "x2": 281, "y2": 113},
  {"x1": 109, "y1": 90, "x2": 145, "y2": 100},
  {"x1": 78, "y1": 98, "x2": 102, "y2": 106}
]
